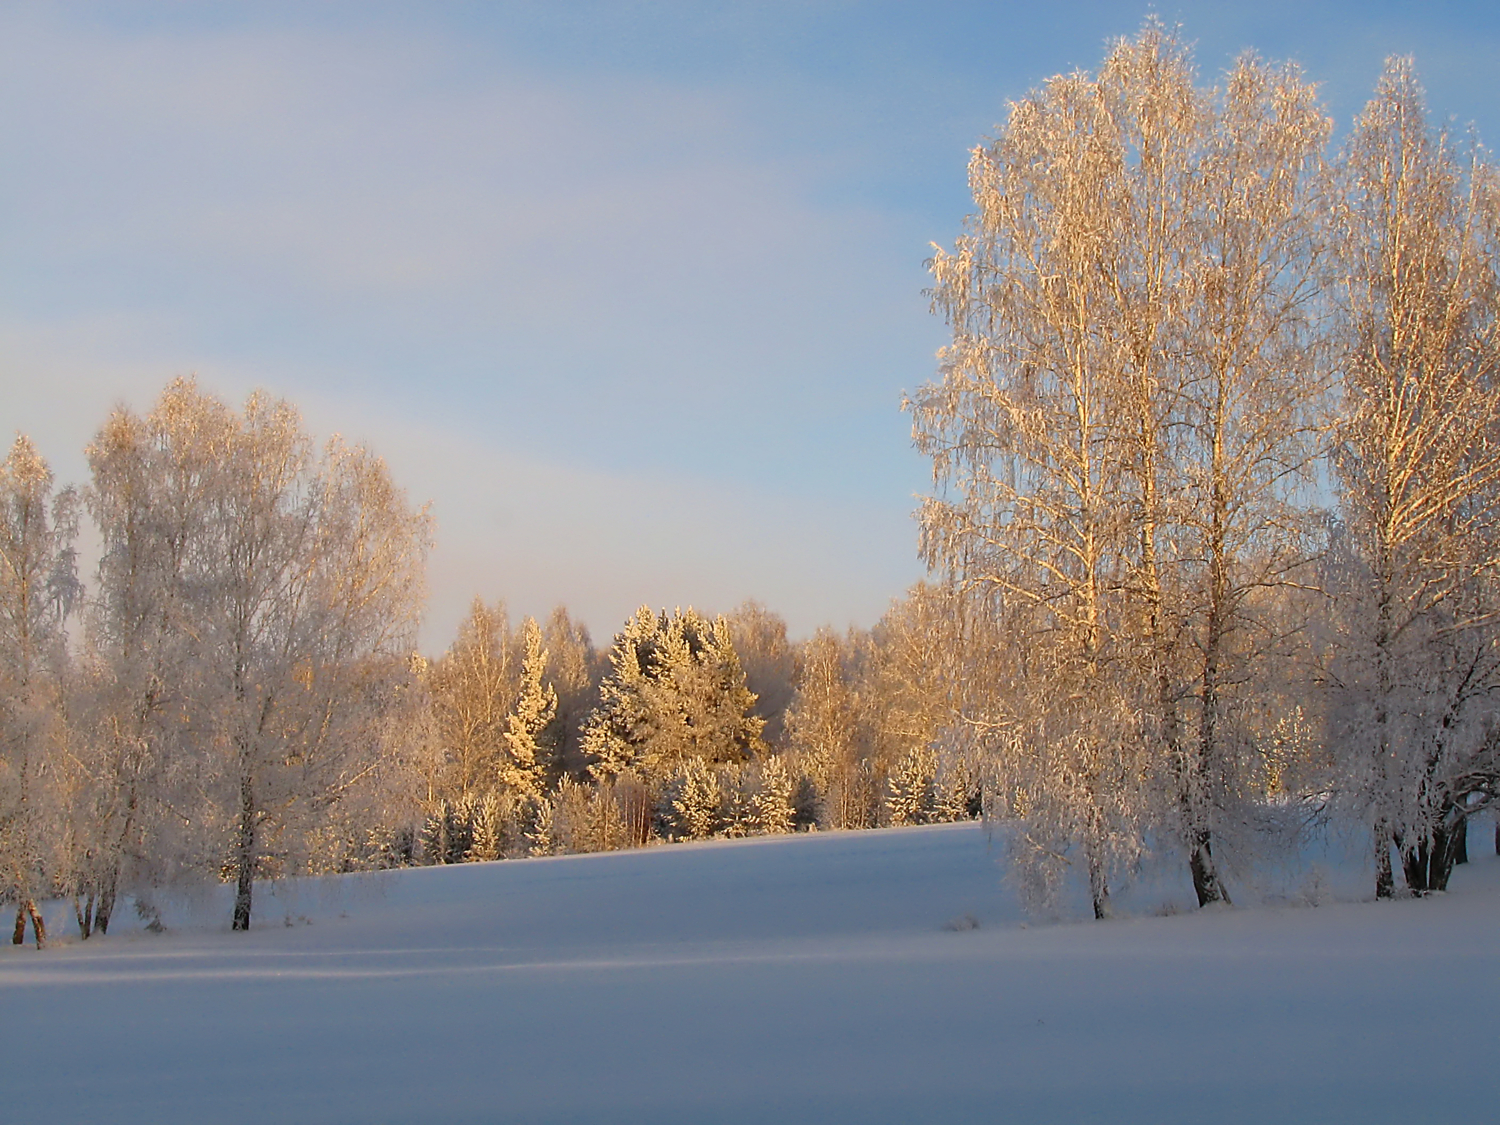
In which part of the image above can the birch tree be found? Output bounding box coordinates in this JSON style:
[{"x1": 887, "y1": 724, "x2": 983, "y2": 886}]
[
  {"x1": 913, "y1": 25, "x2": 1191, "y2": 917},
  {"x1": 913, "y1": 24, "x2": 1335, "y2": 912},
  {"x1": 784, "y1": 627, "x2": 866, "y2": 828},
  {"x1": 427, "y1": 600, "x2": 518, "y2": 801},
  {"x1": 1330, "y1": 60, "x2": 1500, "y2": 896},
  {"x1": 87, "y1": 380, "x2": 429, "y2": 930},
  {"x1": 541, "y1": 605, "x2": 598, "y2": 779},
  {"x1": 1171, "y1": 54, "x2": 1332, "y2": 905},
  {"x1": 82, "y1": 393, "x2": 221, "y2": 934},
  {"x1": 0, "y1": 437, "x2": 78, "y2": 947}
]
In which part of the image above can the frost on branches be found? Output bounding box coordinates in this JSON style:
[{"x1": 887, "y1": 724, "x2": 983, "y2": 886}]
[
  {"x1": 913, "y1": 23, "x2": 1339, "y2": 914},
  {"x1": 0, "y1": 437, "x2": 78, "y2": 947},
  {"x1": 582, "y1": 607, "x2": 765, "y2": 783},
  {"x1": 83, "y1": 381, "x2": 430, "y2": 931},
  {"x1": 1328, "y1": 60, "x2": 1500, "y2": 897}
]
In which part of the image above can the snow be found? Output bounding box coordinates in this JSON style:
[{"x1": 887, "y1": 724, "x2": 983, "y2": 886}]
[{"x1": 4, "y1": 822, "x2": 1499, "y2": 1123}]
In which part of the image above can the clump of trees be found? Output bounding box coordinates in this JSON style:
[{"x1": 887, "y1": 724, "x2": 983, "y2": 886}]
[
  {"x1": 0, "y1": 380, "x2": 980, "y2": 939},
  {"x1": 7, "y1": 23, "x2": 1497, "y2": 942},
  {"x1": 415, "y1": 593, "x2": 984, "y2": 862},
  {"x1": 2, "y1": 380, "x2": 431, "y2": 940},
  {"x1": 911, "y1": 21, "x2": 1500, "y2": 914}
]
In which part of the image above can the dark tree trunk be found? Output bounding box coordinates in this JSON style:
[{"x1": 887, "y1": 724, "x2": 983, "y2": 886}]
[
  {"x1": 73, "y1": 891, "x2": 95, "y2": 939},
  {"x1": 95, "y1": 868, "x2": 117, "y2": 936},
  {"x1": 1375, "y1": 830, "x2": 1394, "y2": 899},
  {"x1": 13, "y1": 900, "x2": 45, "y2": 949},
  {"x1": 1088, "y1": 850, "x2": 1112, "y2": 920},
  {"x1": 1397, "y1": 820, "x2": 1466, "y2": 894},
  {"x1": 232, "y1": 772, "x2": 256, "y2": 932},
  {"x1": 233, "y1": 862, "x2": 253, "y2": 932},
  {"x1": 1190, "y1": 832, "x2": 1231, "y2": 908},
  {"x1": 1426, "y1": 817, "x2": 1466, "y2": 892},
  {"x1": 1401, "y1": 836, "x2": 1429, "y2": 893}
]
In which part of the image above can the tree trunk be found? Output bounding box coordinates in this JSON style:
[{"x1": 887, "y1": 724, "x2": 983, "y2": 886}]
[
  {"x1": 73, "y1": 891, "x2": 94, "y2": 939},
  {"x1": 232, "y1": 772, "x2": 256, "y2": 932},
  {"x1": 1425, "y1": 813, "x2": 1467, "y2": 892},
  {"x1": 1089, "y1": 858, "x2": 1112, "y2": 920},
  {"x1": 1190, "y1": 831, "x2": 1231, "y2": 907},
  {"x1": 95, "y1": 867, "x2": 117, "y2": 936},
  {"x1": 1086, "y1": 827, "x2": 1112, "y2": 920},
  {"x1": 1375, "y1": 828, "x2": 1394, "y2": 899},
  {"x1": 13, "y1": 900, "x2": 45, "y2": 949},
  {"x1": 1401, "y1": 836, "x2": 1429, "y2": 893}
]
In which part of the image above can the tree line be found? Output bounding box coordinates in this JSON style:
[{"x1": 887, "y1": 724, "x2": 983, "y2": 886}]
[{"x1": 0, "y1": 388, "x2": 978, "y2": 942}]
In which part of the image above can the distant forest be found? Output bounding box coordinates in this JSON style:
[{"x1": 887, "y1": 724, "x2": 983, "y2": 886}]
[{"x1": 5, "y1": 22, "x2": 1500, "y2": 942}]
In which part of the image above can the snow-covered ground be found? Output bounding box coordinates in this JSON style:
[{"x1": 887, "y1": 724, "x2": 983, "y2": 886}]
[{"x1": 5, "y1": 822, "x2": 1498, "y2": 1123}]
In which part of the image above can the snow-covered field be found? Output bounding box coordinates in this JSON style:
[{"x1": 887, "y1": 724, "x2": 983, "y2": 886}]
[{"x1": 5, "y1": 822, "x2": 1498, "y2": 1123}]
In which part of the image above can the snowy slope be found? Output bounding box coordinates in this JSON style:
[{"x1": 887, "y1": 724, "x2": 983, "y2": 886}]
[{"x1": 4, "y1": 822, "x2": 1498, "y2": 1124}]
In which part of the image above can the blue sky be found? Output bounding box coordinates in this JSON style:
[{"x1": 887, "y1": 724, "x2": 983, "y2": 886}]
[{"x1": 3, "y1": 1, "x2": 1498, "y2": 650}]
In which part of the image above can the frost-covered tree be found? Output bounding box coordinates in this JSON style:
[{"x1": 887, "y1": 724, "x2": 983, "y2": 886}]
[
  {"x1": 1329, "y1": 60, "x2": 1500, "y2": 897},
  {"x1": 913, "y1": 24, "x2": 1335, "y2": 913},
  {"x1": 501, "y1": 617, "x2": 558, "y2": 801},
  {"x1": 428, "y1": 600, "x2": 518, "y2": 801},
  {"x1": 667, "y1": 757, "x2": 721, "y2": 840},
  {"x1": 0, "y1": 437, "x2": 78, "y2": 947},
  {"x1": 541, "y1": 605, "x2": 598, "y2": 779},
  {"x1": 913, "y1": 27, "x2": 1176, "y2": 917},
  {"x1": 727, "y1": 601, "x2": 797, "y2": 749},
  {"x1": 746, "y1": 754, "x2": 795, "y2": 835},
  {"x1": 1170, "y1": 51, "x2": 1333, "y2": 906},
  {"x1": 582, "y1": 607, "x2": 764, "y2": 783},
  {"x1": 886, "y1": 746, "x2": 938, "y2": 826},
  {"x1": 84, "y1": 380, "x2": 429, "y2": 931},
  {"x1": 785, "y1": 627, "x2": 869, "y2": 828},
  {"x1": 83, "y1": 390, "x2": 232, "y2": 930}
]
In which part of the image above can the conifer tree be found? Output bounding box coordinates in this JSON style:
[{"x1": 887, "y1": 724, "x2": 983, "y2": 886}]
[
  {"x1": 583, "y1": 607, "x2": 764, "y2": 783},
  {"x1": 501, "y1": 617, "x2": 558, "y2": 801}
]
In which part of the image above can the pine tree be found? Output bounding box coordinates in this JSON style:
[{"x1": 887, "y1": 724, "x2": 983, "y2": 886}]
[
  {"x1": 747, "y1": 754, "x2": 795, "y2": 835},
  {"x1": 886, "y1": 746, "x2": 938, "y2": 827},
  {"x1": 501, "y1": 617, "x2": 558, "y2": 801},
  {"x1": 668, "y1": 757, "x2": 721, "y2": 840},
  {"x1": 583, "y1": 607, "x2": 765, "y2": 784}
]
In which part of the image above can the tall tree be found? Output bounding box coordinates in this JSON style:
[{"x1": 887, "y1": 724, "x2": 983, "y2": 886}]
[
  {"x1": 427, "y1": 599, "x2": 518, "y2": 801},
  {"x1": 914, "y1": 24, "x2": 1187, "y2": 917},
  {"x1": 1330, "y1": 59, "x2": 1500, "y2": 896},
  {"x1": 913, "y1": 23, "x2": 1333, "y2": 912},
  {"x1": 86, "y1": 381, "x2": 430, "y2": 930},
  {"x1": 726, "y1": 601, "x2": 797, "y2": 749},
  {"x1": 1171, "y1": 53, "x2": 1332, "y2": 905},
  {"x1": 541, "y1": 605, "x2": 598, "y2": 780},
  {"x1": 82, "y1": 399, "x2": 212, "y2": 934},
  {"x1": 0, "y1": 436, "x2": 79, "y2": 947},
  {"x1": 784, "y1": 627, "x2": 867, "y2": 829},
  {"x1": 501, "y1": 616, "x2": 558, "y2": 801}
]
